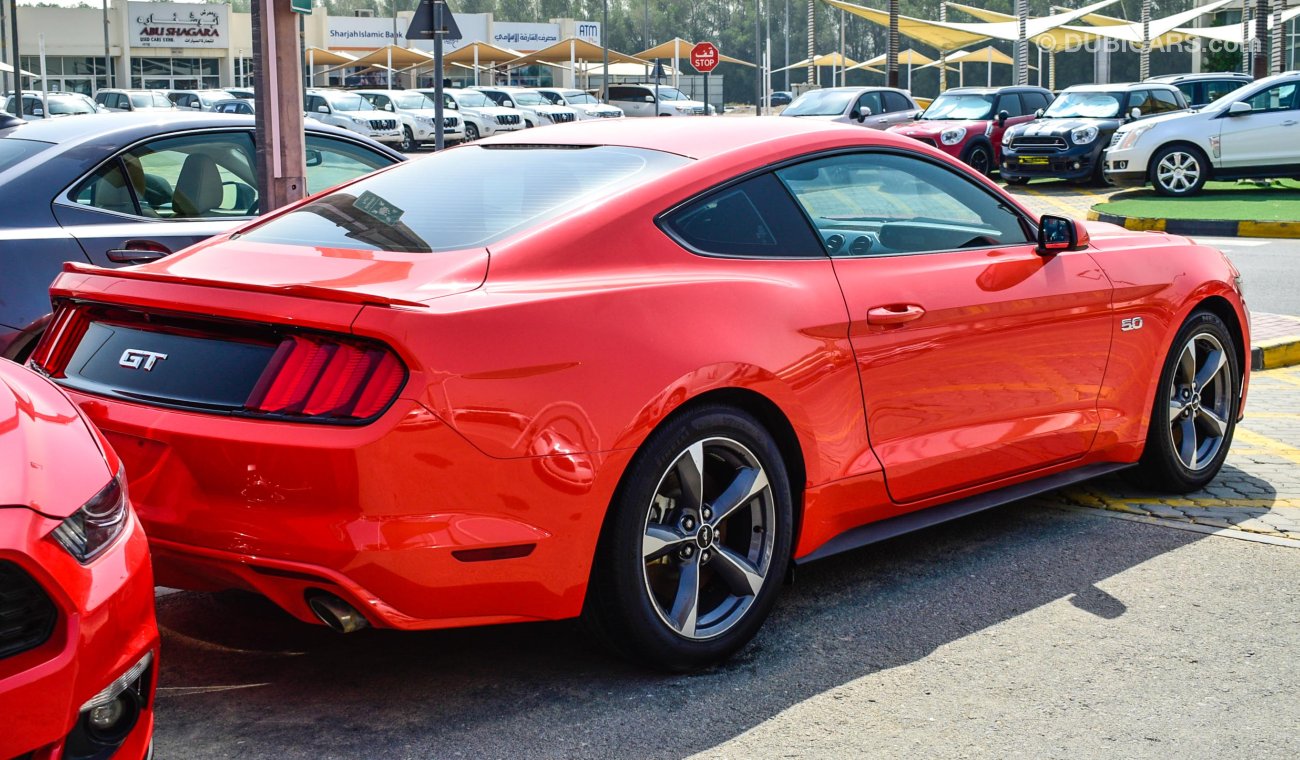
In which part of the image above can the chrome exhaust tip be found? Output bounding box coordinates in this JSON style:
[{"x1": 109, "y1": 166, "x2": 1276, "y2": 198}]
[{"x1": 306, "y1": 591, "x2": 370, "y2": 634}]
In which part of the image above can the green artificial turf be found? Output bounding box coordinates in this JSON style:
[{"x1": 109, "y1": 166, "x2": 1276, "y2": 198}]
[{"x1": 1094, "y1": 179, "x2": 1300, "y2": 222}]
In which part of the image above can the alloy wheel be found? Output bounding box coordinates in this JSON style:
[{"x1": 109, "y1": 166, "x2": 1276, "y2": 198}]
[
  {"x1": 1167, "y1": 332, "x2": 1232, "y2": 471},
  {"x1": 1156, "y1": 151, "x2": 1201, "y2": 194},
  {"x1": 640, "y1": 437, "x2": 775, "y2": 640}
]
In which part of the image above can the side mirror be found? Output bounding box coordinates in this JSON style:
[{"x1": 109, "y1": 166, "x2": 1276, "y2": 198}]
[
  {"x1": 857, "y1": 107, "x2": 871, "y2": 122},
  {"x1": 32, "y1": 107, "x2": 44, "y2": 117},
  {"x1": 643, "y1": 95, "x2": 655, "y2": 103},
  {"x1": 912, "y1": 111, "x2": 922, "y2": 120},
  {"x1": 384, "y1": 104, "x2": 393, "y2": 111},
  {"x1": 502, "y1": 100, "x2": 513, "y2": 107},
  {"x1": 1037, "y1": 215, "x2": 1090, "y2": 254},
  {"x1": 1034, "y1": 108, "x2": 1045, "y2": 118},
  {"x1": 305, "y1": 148, "x2": 323, "y2": 167},
  {"x1": 317, "y1": 105, "x2": 329, "y2": 113},
  {"x1": 1129, "y1": 106, "x2": 1141, "y2": 120},
  {"x1": 997, "y1": 109, "x2": 1009, "y2": 126},
  {"x1": 190, "y1": 102, "x2": 202, "y2": 109},
  {"x1": 1228, "y1": 101, "x2": 1252, "y2": 116}
]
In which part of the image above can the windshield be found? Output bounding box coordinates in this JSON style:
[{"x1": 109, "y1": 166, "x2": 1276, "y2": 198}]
[
  {"x1": 198, "y1": 91, "x2": 236, "y2": 106},
  {"x1": 510, "y1": 91, "x2": 546, "y2": 106},
  {"x1": 921, "y1": 93, "x2": 994, "y2": 120},
  {"x1": 394, "y1": 92, "x2": 436, "y2": 110},
  {"x1": 0, "y1": 138, "x2": 53, "y2": 173},
  {"x1": 1044, "y1": 91, "x2": 1124, "y2": 118},
  {"x1": 564, "y1": 91, "x2": 597, "y2": 104},
  {"x1": 242, "y1": 146, "x2": 690, "y2": 253},
  {"x1": 452, "y1": 91, "x2": 490, "y2": 108},
  {"x1": 323, "y1": 92, "x2": 375, "y2": 112},
  {"x1": 48, "y1": 95, "x2": 96, "y2": 115},
  {"x1": 784, "y1": 90, "x2": 854, "y2": 116},
  {"x1": 657, "y1": 87, "x2": 689, "y2": 101}
]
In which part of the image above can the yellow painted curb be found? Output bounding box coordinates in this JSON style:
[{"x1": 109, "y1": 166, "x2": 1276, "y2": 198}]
[
  {"x1": 1239, "y1": 220, "x2": 1300, "y2": 238},
  {"x1": 1122, "y1": 216, "x2": 1166, "y2": 231},
  {"x1": 1254, "y1": 336, "x2": 1300, "y2": 370}
]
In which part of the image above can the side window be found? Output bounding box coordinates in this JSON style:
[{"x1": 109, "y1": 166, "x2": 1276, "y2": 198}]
[
  {"x1": 775, "y1": 152, "x2": 1031, "y2": 256},
  {"x1": 882, "y1": 91, "x2": 912, "y2": 113},
  {"x1": 1205, "y1": 80, "x2": 1243, "y2": 102},
  {"x1": 111, "y1": 132, "x2": 259, "y2": 218},
  {"x1": 998, "y1": 93, "x2": 1026, "y2": 117},
  {"x1": 662, "y1": 173, "x2": 824, "y2": 258},
  {"x1": 1128, "y1": 90, "x2": 1152, "y2": 116},
  {"x1": 305, "y1": 95, "x2": 325, "y2": 113},
  {"x1": 1177, "y1": 82, "x2": 1200, "y2": 105},
  {"x1": 856, "y1": 91, "x2": 882, "y2": 115},
  {"x1": 374, "y1": 95, "x2": 392, "y2": 111},
  {"x1": 23, "y1": 97, "x2": 40, "y2": 116},
  {"x1": 608, "y1": 86, "x2": 636, "y2": 101},
  {"x1": 71, "y1": 160, "x2": 142, "y2": 216},
  {"x1": 1150, "y1": 89, "x2": 1182, "y2": 113},
  {"x1": 1022, "y1": 91, "x2": 1049, "y2": 113},
  {"x1": 304, "y1": 135, "x2": 396, "y2": 195},
  {"x1": 1244, "y1": 82, "x2": 1298, "y2": 112}
]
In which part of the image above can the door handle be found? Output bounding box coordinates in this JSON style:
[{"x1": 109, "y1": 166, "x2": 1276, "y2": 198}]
[
  {"x1": 866, "y1": 304, "x2": 926, "y2": 325},
  {"x1": 106, "y1": 240, "x2": 171, "y2": 264},
  {"x1": 1283, "y1": 120, "x2": 1298, "y2": 127}
]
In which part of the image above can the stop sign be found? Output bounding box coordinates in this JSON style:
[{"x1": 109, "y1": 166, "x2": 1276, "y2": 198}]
[{"x1": 691, "y1": 42, "x2": 720, "y2": 74}]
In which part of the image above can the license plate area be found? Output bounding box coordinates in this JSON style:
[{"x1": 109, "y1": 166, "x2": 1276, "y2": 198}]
[{"x1": 1019, "y1": 156, "x2": 1050, "y2": 165}]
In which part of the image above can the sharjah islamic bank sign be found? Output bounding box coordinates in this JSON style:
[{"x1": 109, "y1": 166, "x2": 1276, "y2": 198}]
[{"x1": 129, "y1": 2, "x2": 229, "y2": 48}]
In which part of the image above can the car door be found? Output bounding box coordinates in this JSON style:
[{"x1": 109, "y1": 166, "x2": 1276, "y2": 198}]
[
  {"x1": 877, "y1": 91, "x2": 921, "y2": 129},
  {"x1": 1217, "y1": 81, "x2": 1300, "y2": 169},
  {"x1": 853, "y1": 91, "x2": 885, "y2": 127},
  {"x1": 990, "y1": 92, "x2": 1029, "y2": 146},
  {"x1": 53, "y1": 130, "x2": 261, "y2": 266},
  {"x1": 774, "y1": 150, "x2": 1113, "y2": 503}
]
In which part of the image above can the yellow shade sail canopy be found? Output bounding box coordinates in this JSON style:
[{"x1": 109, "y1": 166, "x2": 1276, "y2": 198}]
[
  {"x1": 850, "y1": 48, "x2": 935, "y2": 71},
  {"x1": 1179, "y1": 6, "x2": 1300, "y2": 45},
  {"x1": 772, "y1": 52, "x2": 863, "y2": 73},
  {"x1": 304, "y1": 47, "x2": 358, "y2": 66},
  {"x1": 342, "y1": 45, "x2": 435, "y2": 68},
  {"x1": 822, "y1": 0, "x2": 1121, "y2": 52},
  {"x1": 941, "y1": 2, "x2": 1116, "y2": 52},
  {"x1": 440, "y1": 41, "x2": 522, "y2": 65},
  {"x1": 1057, "y1": 0, "x2": 1233, "y2": 50},
  {"x1": 507, "y1": 38, "x2": 648, "y2": 68},
  {"x1": 634, "y1": 38, "x2": 755, "y2": 67}
]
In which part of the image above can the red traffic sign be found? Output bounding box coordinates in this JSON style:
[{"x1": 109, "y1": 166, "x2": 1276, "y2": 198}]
[{"x1": 691, "y1": 42, "x2": 720, "y2": 74}]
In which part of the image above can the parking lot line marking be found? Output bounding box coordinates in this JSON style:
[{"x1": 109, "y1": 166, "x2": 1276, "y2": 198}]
[
  {"x1": 1262, "y1": 370, "x2": 1300, "y2": 388},
  {"x1": 1243, "y1": 412, "x2": 1300, "y2": 419},
  {"x1": 1233, "y1": 428, "x2": 1300, "y2": 467},
  {"x1": 1023, "y1": 189, "x2": 1086, "y2": 217}
]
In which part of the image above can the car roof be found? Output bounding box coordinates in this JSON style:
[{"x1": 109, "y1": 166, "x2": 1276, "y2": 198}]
[
  {"x1": 1146, "y1": 72, "x2": 1251, "y2": 83},
  {"x1": 1063, "y1": 82, "x2": 1179, "y2": 92},
  {"x1": 0, "y1": 112, "x2": 394, "y2": 150},
  {"x1": 944, "y1": 86, "x2": 1052, "y2": 95},
  {"x1": 476, "y1": 115, "x2": 919, "y2": 161},
  {"x1": 808, "y1": 86, "x2": 912, "y2": 95}
]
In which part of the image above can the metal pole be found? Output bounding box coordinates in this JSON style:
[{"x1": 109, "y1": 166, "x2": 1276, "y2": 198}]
[
  {"x1": 434, "y1": 0, "x2": 444, "y2": 150},
  {"x1": 102, "y1": 0, "x2": 112, "y2": 90},
  {"x1": 838, "y1": 8, "x2": 844, "y2": 86},
  {"x1": 784, "y1": 0, "x2": 789, "y2": 91},
  {"x1": 38, "y1": 33, "x2": 47, "y2": 111},
  {"x1": 0, "y1": 1, "x2": 9, "y2": 98},
  {"x1": 9, "y1": 0, "x2": 21, "y2": 113},
  {"x1": 602, "y1": 0, "x2": 608, "y2": 102},
  {"x1": 755, "y1": 0, "x2": 762, "y2": 114}
]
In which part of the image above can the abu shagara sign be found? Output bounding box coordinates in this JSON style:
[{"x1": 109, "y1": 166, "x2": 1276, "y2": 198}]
[{"x1": 129, "y1": 2, "x2": 229, "y2": 48}]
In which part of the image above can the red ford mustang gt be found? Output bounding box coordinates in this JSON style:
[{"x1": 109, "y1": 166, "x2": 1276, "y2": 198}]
[
  {"x1": 0, "y1": 360, "x2": 158, "y2": 758},
  {"x1": 30, "y1": 117, "x2": 1247, "y2": 670}
]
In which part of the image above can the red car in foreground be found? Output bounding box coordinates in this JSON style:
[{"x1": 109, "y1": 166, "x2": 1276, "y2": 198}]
[
  {"x1": 30, "y1": 117, "x2": 1247, "y2": 671},
  {"x1": 0, "y1": 360, "x2": 158, "y2": 759}
]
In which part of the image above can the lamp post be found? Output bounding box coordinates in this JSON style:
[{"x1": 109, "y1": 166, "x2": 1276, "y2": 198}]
[
  {"x1": 755, "y1": 0, "x2": 762, "y2": 114},
  {"x1": 602, "y1": 0, "x2": 608, "y2": 102}
]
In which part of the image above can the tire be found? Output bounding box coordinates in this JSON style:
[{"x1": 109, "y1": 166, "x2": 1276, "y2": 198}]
[
  {"x1": 400, "y1": 126, "x2": 417, "y2": 153},
  {"x1": 1087, "y1": 154, "x2": 1110, "y2": 187},
  {"x1": 464, "y1": 122, "x2": 479, "y2": 141},
  {"x1": 1150, "y1": 144, "x2": 1209, "y2": 197},
  {"x1": 525, "y1": 119, "x2": 534, "y2": 128},
  {"x1": 1005, "y1": 176, "x2": 1030, "y2": 186},
  {"x1": 963, "y1": 143, "x2": 993, "y2": 177},
  {"x1": 1132, "y1": 309, "x2": 1240, "y2": 493},
  {"x1": 583, "y1": 405, "x2": 793, "y2": 671}
]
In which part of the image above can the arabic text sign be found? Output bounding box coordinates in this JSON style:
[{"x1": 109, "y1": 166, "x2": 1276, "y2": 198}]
[{"x1": 128, "y1": 2, "x2": 229, "y2": 49}]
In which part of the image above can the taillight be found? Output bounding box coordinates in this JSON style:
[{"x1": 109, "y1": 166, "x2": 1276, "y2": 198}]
[
  {"x1": 29, "y1": 305, "x2": 89, "y2": 377},
  {"x1": 244, "y1": 335, "x2": 406, "y2": 421}
]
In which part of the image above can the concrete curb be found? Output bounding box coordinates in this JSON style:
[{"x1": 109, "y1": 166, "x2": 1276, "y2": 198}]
[
  {"x1": 1087, "y1": 209, "x2": 1300, "y2": 239},
  {"x1": 1252, "y1": 336, "x2": 1300, "y2": 371}
]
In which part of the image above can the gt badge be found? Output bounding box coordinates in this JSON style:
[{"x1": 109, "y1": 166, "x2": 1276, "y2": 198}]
[
  {"x1": 1121, "y1": 317, "x2": 1144, "y2": 332},
  {"x1": 119, "y1": 349, "x2": 168, "y2": 371}
]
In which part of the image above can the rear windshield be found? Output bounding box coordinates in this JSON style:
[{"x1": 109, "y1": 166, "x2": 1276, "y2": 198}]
[
  {"x1": 0, "y1": 138, "x2": 53, "y2": 173},
  {"x1": 240, "y1": 145, "x2": 689, "y2": 253}
]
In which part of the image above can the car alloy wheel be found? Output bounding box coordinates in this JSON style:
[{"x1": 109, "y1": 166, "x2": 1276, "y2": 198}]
[
  {"x1": 584, "y1": 406, "x2": 792, "y2": 671},
  {"x1": 965, "y1": 145, "x2": 992, "y2": 176},
  {"x1": 401, "y1": 126, "x2": 416, "y2": 153},
  {"x1": 1133, "y1": 310, "x2": 1239, "y2": 492},
  {"x1": 1152, "y1": 146, "x2": 1208, "y2": 197},
  {"x1": 464, "y1": 122, "x2": 479, "y2": 141}
]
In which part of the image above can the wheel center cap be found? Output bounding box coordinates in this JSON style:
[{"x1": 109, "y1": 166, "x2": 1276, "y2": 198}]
[{"x1": 696, "y1": 524, "x2": 715, "y2": 550}]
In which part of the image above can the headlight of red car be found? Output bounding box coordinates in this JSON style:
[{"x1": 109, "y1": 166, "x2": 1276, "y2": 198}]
[{"x1": 51, "y1": 470, "x2": 128, "y2": 563}]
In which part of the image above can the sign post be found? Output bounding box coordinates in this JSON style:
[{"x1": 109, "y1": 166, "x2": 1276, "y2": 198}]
[
  {"x1": 407, "y1": 0, "x2": 462, "y2": 150},
  {"x1": 251, "y1": 0, "x2": 306, "y2": 212},
  {"x1": 690, "y1": 42, "x2": 719, "y2": 116}
]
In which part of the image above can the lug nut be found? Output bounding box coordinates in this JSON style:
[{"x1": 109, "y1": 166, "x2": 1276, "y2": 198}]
[
  {"x1": 701, "y1": 550, "x2": 711, "y2": 562},
  {"x1": 681, "y1": 546, "x2": 694, "y2": 558},
  {"x1": 702, "y1": 508, "x2": 712, "y2": 520},
  {"x1": 683, "y1": 517, "x2": 695, "y2": 530}
]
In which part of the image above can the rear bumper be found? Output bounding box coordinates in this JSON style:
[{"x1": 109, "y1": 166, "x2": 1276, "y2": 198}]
[
  {"x1": 63, "y1": 388, "x2": 630, "y2": 630},
  {"x1": 0, "y1": 510, "x2": 159, "y2": 760}
]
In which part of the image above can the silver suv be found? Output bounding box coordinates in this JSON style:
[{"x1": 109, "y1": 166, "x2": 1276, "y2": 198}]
[{"x1": 94, "y1": 89, "x2": 177, "y2": 113}]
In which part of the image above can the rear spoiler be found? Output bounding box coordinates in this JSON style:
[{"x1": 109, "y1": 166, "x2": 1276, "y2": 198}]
[{"x1": 58, "y1": 262, "x2": 429, "y2": 310}]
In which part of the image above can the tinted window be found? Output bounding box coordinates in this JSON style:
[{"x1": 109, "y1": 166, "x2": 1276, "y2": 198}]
[
  {"x1": 882, "y1": 92, "x2": 913, "y2": 112},
  {"x1": 1150, "y1": 89, "x2": 1182, "y2": 113},
  {"x1": 242, "y1": 146, "x2": 688, "y2": 253},
  {"x1": 304, "y1": 134, "x2": 395, "y2": 194},
  {"x1": 997, "y1": 93, "x2": 1026, "y2": 117},
  {"x1": 72, "y1": 160, "x2": 142, "y2": 216},
  {"x1": 1176, "y1": 82, "x2": 1200, "y2": 105},
  {"x1": 663, "y1": 173, "x2": 823, "y2": 258},
  {"x1": 1244, "y1": 82, "x2": 1298, "y2": 112},
  {"x1": 775, "y1": 152, "x2": 1030, "y2": 256},
  {"x1": 856, "y1": 91, "x2": 882, "y2": 116},
  {"x1": 1127, "y1": 90, "x2": 1153, "y2": 116},
  {"x1": 305, "y1": 95, "x2": 325, "y2": 112},
  {"x1": 1022, "y1": 91, "x2": 1050, "y2": 112},
  {"x1": 0, "y1": 138, "x2": 53, "y2": 173},
  {"x1": 608, "y1": 86, "x2": 642, "y2": 101},
  {"x1": 1204, "y1": 79, "x2": 1245, "y2": 102}
]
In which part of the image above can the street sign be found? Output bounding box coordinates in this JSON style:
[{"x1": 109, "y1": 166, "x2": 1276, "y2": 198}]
[
  {"x1": 691, "y1": 42, "x2": 720, "y2": 74},
  {"x1": 290, "y1": 0, "x2": 312, "y2": 14},
  {"x1": 407, "y1": 0, "x2": 462, "y2": 41}
]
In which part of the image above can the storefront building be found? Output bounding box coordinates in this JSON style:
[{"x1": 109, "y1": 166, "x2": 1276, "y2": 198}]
[{"x1": 1, "y1": 1, "x2": 600, "y2": 95}]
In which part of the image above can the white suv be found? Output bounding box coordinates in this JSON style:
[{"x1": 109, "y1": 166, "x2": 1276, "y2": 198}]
[
  {"x1": 420, "y1": 88, "x2": 526, "y2": 141},
  {"x1": 3, "y1": 91, "x2": 100, "y2": 121},
  {"x1": 606, "y1": 84, "x2": 713, "y2": 116},
  {"x1": 534, "y1": 87, "x2": 624, "y2": 119},
  {"x1": 356, "y1": 89, "x2": 465, "y2": 151},
  {"x1": 304, "y1": 89, "x2": 403, "y2": 148},
  {"x1": 471, "y1": 86, "x2": 579, "y2": 127},
  {"x1": 1105, "y1": 71, "x2": 1300, "y2": 196}
]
